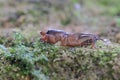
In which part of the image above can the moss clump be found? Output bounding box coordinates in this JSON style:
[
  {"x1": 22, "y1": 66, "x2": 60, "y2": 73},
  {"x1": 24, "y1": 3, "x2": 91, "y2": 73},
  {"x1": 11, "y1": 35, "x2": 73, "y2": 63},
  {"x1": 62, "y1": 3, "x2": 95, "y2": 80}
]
[{"x1": 0, "y1": 32, "x2": 120, "y2": 80}]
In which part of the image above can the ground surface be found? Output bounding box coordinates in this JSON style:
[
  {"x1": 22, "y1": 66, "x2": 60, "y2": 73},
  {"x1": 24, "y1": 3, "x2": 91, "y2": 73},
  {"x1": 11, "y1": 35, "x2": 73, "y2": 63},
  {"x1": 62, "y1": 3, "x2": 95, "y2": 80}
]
[{"x1": 0, "y1": 0, "x2": 120, "y2": 80}]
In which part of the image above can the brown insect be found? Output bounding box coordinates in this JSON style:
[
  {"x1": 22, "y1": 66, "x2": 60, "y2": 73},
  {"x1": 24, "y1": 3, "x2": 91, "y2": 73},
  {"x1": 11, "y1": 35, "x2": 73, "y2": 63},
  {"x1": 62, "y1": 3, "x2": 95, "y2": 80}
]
[{"x1": 40, "y1": 30, "x2": 102, "y2": 48}]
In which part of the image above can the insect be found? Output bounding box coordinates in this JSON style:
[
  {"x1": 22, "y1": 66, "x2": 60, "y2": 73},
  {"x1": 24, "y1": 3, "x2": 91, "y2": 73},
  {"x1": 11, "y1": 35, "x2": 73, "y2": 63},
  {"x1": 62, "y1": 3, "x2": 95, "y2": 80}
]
[
  {"x1": 40, "y1": 30, "x2": 102, "y2": 48},
  {"x1": 40, "y1": 29, "x2": 66, "y2": 44}
]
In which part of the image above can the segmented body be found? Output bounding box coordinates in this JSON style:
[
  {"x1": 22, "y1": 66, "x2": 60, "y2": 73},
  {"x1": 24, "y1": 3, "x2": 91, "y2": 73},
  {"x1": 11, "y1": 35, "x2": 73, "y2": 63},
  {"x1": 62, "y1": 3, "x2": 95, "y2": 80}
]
[
  {"x1": 61, "y1": 33, "x2": 99, "y2": 48},
  {"x1": 40, "y1": 30, "x2": 101, "y2": 48}
]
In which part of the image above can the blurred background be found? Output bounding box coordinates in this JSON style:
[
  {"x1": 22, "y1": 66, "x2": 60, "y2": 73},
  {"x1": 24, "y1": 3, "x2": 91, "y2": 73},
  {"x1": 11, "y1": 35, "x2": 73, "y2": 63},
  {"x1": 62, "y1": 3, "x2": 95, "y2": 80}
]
[
  {"x1": 0, "y1": 0, "x2": 120, "y2": 43},
  {"x1": 1, "y1": 0, "x2": 120, "y2": 80}
]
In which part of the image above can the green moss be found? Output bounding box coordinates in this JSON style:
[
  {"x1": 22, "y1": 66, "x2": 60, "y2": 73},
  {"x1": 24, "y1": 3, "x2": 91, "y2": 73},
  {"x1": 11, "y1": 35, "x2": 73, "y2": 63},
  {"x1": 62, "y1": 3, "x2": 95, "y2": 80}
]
[{"x1": 0, "y1": 33, "x2": 120, "y2": 80}]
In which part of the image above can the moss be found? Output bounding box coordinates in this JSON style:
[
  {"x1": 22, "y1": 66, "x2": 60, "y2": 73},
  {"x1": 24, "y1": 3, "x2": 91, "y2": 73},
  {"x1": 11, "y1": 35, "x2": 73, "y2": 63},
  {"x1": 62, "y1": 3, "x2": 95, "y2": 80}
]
[{"x1": 0, "y1": 33, "x2": 120, "y2": 80}]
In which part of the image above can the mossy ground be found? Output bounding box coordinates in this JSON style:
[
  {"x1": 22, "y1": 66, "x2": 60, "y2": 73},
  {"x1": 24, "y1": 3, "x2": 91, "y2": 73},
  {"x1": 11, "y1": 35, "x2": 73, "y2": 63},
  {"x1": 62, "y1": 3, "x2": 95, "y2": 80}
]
[
  {"x1": 0, "y1": 32, "x2": 120, "y2": 80},
  {"x1": 0, "y1": 0, "x2": 120, "y2": 80}
]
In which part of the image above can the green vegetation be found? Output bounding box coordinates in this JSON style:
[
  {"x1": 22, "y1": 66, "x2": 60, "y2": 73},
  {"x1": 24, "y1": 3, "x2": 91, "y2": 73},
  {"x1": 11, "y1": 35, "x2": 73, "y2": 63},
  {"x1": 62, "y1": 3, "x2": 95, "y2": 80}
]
[
  {"x1": 98, "y1": 0, "x2": 120, "y2": 15},
  {"x1": 0, "y1": 32, "x2": 120, "y2": 80},
  {"x1": 0, "y1": 0, "x2": 120, "y2": 80}
]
